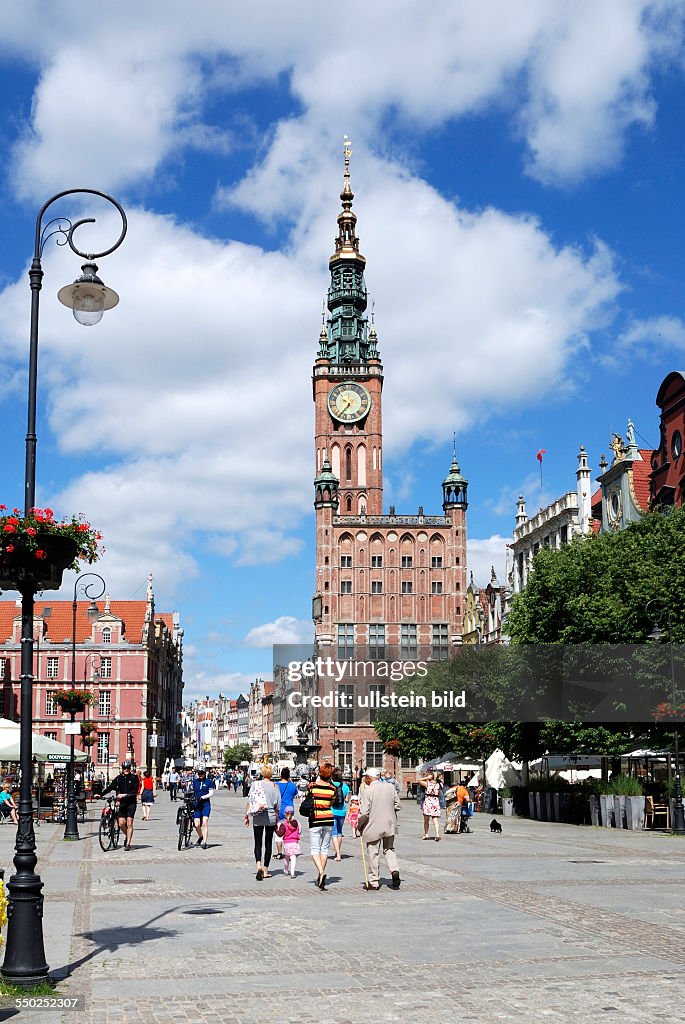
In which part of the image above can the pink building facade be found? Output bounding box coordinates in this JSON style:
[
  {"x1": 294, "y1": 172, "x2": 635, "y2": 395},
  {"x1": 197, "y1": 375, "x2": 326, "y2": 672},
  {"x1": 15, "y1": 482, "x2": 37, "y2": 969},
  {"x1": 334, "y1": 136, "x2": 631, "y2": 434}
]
[{"x1": 0, "y1": 576, "x2": 184, "y2": 774}]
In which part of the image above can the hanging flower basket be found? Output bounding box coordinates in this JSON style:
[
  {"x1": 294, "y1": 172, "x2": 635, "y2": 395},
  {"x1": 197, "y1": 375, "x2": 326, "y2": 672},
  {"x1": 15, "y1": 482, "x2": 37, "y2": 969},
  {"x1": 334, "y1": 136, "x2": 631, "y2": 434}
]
[
  {"x1": 0, "y1": 506, "x2": 102, "y2": 592},
  {"x1": 82, "y1": 735, "x2": 97, "y2": 748},
  {"x1": 54, "y1": 688, "x2": 94, "y2": 715},
  {"x1": 385, "y1": 739, "x2": 402, "y2": 758},
  {"x1": 80, "y1": 720, "x2": 98, "y2": 738}
]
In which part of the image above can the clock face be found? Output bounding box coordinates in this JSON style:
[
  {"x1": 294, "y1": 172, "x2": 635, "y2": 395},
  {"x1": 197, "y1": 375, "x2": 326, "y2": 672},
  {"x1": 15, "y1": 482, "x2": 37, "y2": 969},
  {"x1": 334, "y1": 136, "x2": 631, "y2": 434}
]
[{"x1": 327, "y1": 382, "x2": 371, "y2": 423}]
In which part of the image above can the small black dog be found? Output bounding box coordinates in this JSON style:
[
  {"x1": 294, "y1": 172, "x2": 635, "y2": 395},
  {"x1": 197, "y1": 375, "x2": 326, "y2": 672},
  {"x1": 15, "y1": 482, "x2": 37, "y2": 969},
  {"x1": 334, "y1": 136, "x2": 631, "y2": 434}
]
[{"x1": 490, "y1": 818, "x2": 502, "y2": 834}]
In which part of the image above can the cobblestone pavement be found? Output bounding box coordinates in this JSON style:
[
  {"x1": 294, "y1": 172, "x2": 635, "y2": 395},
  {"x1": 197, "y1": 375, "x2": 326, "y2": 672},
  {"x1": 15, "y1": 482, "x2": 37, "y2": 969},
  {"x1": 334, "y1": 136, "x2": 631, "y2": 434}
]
[{"x1": 1, "y1": 790, "x2": 684, "y2": 1024}]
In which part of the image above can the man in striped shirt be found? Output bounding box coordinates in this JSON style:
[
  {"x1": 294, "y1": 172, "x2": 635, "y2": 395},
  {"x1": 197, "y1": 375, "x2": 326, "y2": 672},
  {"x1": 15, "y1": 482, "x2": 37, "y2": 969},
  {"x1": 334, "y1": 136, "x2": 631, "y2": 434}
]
[{"x1": 308, "y1": 761, "x2": 337, "y2": 891}]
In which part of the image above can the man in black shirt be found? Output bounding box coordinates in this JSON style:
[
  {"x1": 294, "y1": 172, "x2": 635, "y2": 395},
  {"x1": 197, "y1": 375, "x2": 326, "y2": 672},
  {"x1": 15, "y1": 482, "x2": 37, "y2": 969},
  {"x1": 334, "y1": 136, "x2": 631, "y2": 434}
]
[{"x1": 102, "y1": 761, "x2": 140, "y2": 850}]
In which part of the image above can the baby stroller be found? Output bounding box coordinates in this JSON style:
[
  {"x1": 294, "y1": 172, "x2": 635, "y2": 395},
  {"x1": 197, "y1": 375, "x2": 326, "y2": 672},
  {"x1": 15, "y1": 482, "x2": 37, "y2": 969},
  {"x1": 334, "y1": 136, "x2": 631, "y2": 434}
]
[{"x1": 458, "y1": 801, "x2": 472, "y2": 834}]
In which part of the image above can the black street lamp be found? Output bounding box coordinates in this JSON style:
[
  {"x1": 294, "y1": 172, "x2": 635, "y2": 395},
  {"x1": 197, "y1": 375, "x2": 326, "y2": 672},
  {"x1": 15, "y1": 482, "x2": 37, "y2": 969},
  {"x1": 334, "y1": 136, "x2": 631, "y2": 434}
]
[
  {"x1": 1, "y1": 189, "x2": 126, "y2": 987},
  {"x1": 647, "y1": 599, "x2": 685, "y2": 835},
  {"x1": 64, "y1": 573, "x2": 105, "y2": 840}
]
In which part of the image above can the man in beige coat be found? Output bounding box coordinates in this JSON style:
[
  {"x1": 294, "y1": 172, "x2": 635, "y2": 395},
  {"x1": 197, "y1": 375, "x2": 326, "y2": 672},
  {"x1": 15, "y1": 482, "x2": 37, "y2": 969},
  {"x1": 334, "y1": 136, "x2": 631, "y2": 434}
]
[{"x1": 359, "y1": 767, "x2": 401, "y2": 890}]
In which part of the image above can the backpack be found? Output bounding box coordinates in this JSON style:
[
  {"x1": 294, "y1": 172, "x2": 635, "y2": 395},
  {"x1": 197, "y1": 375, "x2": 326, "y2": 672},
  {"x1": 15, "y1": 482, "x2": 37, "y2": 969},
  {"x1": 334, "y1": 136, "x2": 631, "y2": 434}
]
[
  {"x1": 248, "y1": 780, "x2": 267, "y2": 816},
  {"x1": 332, "y1": 784, "x2": 345, "y2": 810}
]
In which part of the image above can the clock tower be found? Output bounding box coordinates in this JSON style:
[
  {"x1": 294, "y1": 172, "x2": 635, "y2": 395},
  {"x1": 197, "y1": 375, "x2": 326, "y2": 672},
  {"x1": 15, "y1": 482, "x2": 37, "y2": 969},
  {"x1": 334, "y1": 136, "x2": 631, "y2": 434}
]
[
  {"x1": 313, "y1": 136, "x2": 383, "y2": 519},
  {"x1": 311, "y1": 142, "x2": 468, "y2": 780}
]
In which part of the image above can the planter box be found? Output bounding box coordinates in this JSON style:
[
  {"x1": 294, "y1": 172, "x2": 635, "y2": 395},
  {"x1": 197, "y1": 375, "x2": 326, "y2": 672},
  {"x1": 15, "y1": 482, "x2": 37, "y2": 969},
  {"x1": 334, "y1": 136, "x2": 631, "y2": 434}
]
[
  {"x1": 588, "y1": 795, "x2": 600, "y2": 826},
  {"x1": 599, "y1": 793, "x2": 614, "y2": 828},
  {"x1": 0, "y1": 534, "x2": 77, "y2": 592},
  {"x1": 625, "y1": 795, "x2": 645, "y2": 831},
  {"x1": 502, "y1": 797, "x2": 514, "y2": 816},
  {"x1": 613, "y1": 795, "x2": 626, "y2": 829}
]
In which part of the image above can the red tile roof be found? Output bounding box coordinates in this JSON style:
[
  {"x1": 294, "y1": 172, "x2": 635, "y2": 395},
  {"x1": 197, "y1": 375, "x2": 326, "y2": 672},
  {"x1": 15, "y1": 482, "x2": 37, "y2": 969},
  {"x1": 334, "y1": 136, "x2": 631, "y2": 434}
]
[
  {"x1": 591, "y1": 487, "x2": 602, "y2": 517},
  {"x1": 632, "y1": 450, "x2": 654, "y2": 511},
  {"x1": 0, "y1": 599, "x2": 169, "y2": 645}
]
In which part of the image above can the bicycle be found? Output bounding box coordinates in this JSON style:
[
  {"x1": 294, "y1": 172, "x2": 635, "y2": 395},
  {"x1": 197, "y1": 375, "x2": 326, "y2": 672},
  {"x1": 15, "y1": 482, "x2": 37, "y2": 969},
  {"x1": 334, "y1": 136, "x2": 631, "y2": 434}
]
[
  {"x1": 176, "y1": 793, "x2": 196, "y2": 850},
  {"x1": 98, "y1": 796, "x2": 121, "y2": 851}
]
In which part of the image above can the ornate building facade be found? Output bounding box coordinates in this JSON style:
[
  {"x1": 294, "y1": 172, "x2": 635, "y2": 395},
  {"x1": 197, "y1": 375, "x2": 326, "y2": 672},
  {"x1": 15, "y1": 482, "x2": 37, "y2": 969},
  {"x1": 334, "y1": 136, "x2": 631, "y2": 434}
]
[
  {"x1": 0, "y1": 576, "x2": 183, "y2": 774},
  {"x1": 310, "y1": 143, "x2": 469, "y2": 777}
]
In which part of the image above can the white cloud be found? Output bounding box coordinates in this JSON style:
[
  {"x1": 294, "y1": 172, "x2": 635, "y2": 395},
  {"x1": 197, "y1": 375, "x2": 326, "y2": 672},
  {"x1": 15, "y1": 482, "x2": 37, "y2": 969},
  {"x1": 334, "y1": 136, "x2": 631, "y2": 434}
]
[
  {"x1": 244, "y1": 616, "x2": 313, "y2": 648},
  {"x1": 618, "y1": 315, "x2": 685, "y2": 352},
  {"x1": 2, "y1": 2, "x2": 683, "y2": 199},
  {"x1": 182, "y1": 671, "x2": 257, "y2": 704},
  {"x1": 0, "y1": 154, "x2": 623, "y2": 600},
  {"x1": 467, "y1": 535, "x2": 509, "y2": 590}
]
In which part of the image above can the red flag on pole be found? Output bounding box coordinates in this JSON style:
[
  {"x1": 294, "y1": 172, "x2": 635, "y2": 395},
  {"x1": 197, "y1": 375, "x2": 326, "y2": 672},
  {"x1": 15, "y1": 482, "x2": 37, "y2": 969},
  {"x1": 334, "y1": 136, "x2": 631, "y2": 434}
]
[{"x1": 536, "y1": 449, "x2": 546, "y2": 463}]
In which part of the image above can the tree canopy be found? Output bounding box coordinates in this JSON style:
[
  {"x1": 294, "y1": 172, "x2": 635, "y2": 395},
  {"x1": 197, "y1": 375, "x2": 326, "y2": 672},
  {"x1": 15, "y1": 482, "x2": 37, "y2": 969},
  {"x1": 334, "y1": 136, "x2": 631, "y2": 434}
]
[{"x1": 506, "y1": 507, "x2": 685, "y2": 643}]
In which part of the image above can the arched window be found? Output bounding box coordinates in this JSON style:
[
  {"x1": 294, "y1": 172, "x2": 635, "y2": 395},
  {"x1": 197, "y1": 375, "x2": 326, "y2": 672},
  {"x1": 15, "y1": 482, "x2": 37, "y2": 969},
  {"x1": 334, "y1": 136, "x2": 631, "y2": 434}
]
[
  {"x1": 102, "y1": 627, "x2": 111, "y2": 644},
  {"x1": 346, "y1": 495, "x2": 353, "y2": 512},
  {"x1": 345, "y1": 446, "x2": 352, "y2": 482}
]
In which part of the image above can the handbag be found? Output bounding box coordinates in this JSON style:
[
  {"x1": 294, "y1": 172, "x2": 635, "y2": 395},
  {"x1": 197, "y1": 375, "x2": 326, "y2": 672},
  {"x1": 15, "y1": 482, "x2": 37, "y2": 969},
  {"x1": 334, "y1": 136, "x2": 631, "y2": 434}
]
[
  {"x1": 299, "y1": 788, "x2": 314, "y2": 819},
  {"x1": 248, "y1": 781, "x2": 267, "y2": 816},
  {"x1": 356, "y1": 812, "x2": 369, "y2": 834}
]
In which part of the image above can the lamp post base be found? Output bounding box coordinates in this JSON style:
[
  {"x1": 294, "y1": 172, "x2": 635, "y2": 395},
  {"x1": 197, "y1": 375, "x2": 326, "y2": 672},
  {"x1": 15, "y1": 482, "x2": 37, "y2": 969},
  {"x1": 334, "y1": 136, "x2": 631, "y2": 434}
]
[{"x1": 672, "y1": 799, "x2": 685, "y2": 835}]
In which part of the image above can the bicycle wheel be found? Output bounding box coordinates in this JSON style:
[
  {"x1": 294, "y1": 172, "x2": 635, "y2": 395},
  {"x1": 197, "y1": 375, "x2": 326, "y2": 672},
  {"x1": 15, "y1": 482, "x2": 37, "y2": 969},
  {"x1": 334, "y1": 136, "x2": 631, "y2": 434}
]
[
  {"x1": 184, "y1": 814, "x2": 194, "y2": 848},
  {"x1": 178, "y1": 813, "x2": 186, "y2": 851},
  {"x1": 111, "y1": 816, "x2": 121, "y2": 848},
  {"x1": 98, "y1": 815, "x2": 112, "y2": 852}
]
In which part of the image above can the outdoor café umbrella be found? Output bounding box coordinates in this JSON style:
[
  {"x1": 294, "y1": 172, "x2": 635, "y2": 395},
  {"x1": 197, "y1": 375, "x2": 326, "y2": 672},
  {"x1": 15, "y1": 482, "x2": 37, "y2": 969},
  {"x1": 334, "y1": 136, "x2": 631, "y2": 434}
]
[{"x1": 0, "y1": 732, "x2": 88, "y2": 764}]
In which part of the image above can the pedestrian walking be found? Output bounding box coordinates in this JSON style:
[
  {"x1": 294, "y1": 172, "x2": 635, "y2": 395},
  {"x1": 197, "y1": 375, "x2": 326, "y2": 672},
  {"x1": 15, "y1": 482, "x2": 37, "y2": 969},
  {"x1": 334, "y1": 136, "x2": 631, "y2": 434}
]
[
  {"x1": 417, "y1": 770, "x2": 442, "y2": 840},
  {"x1": 275, "y1": 805, "x2": 301, "y2": 878},
  {"x1": 168, "y1": 767, "x2": 179, "y2": 801},
  {"x1": 358, "y1": 766, "x2": 402, "y2": 890},
  {"x1": 331, "y1": 767, "x2": 350, "y2": 862},
  {"x1": 274, "y1": 767, "x2": 299, "y2": 859},
  {"x1": 191, "y1": 767, "x2": 215, "y2": 848},
  {"x1": 348, "y1": 794, "x2": 361, "y2": 836},
  {"x1": 245, "y1": 765, "x2": 280, "y2": 880},
  {"x1": 140, "y1": 769, "x2": 155, "y2": 821},
  {"x1": 306, "y1": 760, "x2": 337, "y2": 891}
]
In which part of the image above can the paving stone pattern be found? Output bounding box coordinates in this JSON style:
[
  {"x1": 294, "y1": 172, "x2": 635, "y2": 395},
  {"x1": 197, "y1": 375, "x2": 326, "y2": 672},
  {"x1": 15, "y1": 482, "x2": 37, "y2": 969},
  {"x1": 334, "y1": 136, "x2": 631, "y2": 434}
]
[{"x1": 1, "y1": 790, "x2": 684, "y2": 1024}]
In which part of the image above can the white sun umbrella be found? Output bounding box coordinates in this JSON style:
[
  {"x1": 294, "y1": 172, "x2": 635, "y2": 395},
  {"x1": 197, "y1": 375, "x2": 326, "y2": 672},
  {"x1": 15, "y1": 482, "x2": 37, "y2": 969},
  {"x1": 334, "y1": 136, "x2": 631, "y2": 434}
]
[
  {"x1": 485, "y1": 749, "x2": 522, "y2": 789},
  {"x1": 0, "y1": 732, "x2": 88, "y2": 764}
]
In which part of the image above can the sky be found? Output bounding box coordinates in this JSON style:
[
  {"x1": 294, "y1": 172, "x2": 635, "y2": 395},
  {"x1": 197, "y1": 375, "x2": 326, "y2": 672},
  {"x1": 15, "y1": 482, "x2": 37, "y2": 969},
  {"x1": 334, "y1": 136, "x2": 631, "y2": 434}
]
[{"x1": 0, "y1": 1, "x2": 684, "y2": 703}]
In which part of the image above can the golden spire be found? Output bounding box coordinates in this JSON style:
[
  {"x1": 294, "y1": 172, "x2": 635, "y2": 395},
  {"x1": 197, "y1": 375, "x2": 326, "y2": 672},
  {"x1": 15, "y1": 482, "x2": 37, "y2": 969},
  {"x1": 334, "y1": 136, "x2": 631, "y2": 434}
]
[{"x1": 331, "y1": 134, "x2": 365, "y2": 265}]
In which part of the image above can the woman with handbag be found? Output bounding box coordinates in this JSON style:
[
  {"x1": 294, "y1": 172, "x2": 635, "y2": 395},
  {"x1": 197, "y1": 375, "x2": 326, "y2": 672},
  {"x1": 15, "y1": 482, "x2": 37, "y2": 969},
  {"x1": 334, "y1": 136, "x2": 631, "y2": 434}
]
[{"x1": 244, "y1": 766, "x2": 280, "y2": 880}]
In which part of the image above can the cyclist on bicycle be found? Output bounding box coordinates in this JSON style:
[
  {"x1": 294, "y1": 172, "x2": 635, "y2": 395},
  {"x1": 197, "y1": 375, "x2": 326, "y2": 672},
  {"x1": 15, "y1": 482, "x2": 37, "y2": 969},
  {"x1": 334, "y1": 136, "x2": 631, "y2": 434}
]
[
  {"x1": 102, "y1": 761, "x2": 140, "y2": 850},
  {"x1": 191, "y1": 767, "x2": 215, "y2": 849}
]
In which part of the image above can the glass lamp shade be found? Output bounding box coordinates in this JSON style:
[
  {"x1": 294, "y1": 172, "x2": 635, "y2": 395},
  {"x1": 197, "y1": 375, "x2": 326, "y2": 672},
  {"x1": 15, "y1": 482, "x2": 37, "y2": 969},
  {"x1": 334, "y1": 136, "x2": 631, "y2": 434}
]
[{"x1": 58, "y1": 261, "x2": 119, "y2": 327}]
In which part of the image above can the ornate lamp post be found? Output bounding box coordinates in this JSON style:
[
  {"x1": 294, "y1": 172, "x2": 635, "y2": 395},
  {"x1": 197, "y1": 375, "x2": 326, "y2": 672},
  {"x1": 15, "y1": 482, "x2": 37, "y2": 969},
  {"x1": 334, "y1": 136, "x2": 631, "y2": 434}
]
[
  {"x1": 64, "y1": 573, "x2": 106, "y2": 840},
  {"x1": 1, "y1": 189, "x2": 126, "y2": 987},
  {"x1": 647, "y1": 599, "x2": 685, "y2": 834}
]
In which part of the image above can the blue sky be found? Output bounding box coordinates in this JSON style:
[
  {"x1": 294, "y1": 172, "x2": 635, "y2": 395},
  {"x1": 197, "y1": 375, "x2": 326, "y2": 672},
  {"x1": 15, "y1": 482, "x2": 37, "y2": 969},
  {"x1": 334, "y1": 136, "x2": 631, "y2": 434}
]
[{"x1": 0, "y1": 2, "x2": 684, "y2": 701}]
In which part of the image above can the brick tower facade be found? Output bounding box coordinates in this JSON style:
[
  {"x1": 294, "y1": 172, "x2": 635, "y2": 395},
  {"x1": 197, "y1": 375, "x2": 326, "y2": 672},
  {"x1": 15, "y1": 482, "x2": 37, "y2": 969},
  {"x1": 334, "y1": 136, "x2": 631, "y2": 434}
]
[{"x1": 311, "y1": 141, "x2": 468, "y2": 780}]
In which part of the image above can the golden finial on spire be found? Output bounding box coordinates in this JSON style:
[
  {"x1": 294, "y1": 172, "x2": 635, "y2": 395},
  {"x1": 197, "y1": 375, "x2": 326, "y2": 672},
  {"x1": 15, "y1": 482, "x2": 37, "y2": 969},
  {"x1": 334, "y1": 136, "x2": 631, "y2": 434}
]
[
  {"x1": 371, "y1": 299, "x2": 375, "y2": 325},
  {"x1": 321, "y1": 298, "x2": 326, "y2": 325},
  {"x1": 343, "y1": 134, "x2": 352, "y2": 166}
]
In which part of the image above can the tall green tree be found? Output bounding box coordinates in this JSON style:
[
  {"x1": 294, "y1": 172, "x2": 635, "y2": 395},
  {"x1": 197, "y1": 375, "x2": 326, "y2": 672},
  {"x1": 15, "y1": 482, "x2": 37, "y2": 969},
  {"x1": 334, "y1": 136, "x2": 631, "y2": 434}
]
[{"x1": 507, "y1": 507, "x2": 685, "y2": 644}]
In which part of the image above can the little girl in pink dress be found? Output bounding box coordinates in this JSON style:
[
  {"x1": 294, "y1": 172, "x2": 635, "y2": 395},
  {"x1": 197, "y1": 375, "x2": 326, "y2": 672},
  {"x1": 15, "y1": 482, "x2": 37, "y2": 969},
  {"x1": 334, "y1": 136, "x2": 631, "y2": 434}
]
[
  {"x1": 348, "y1": 795, "x2": 360, "y2": 836},
  {"x1": 275, "y1": 806, "x2": 301, "y2": 877}
]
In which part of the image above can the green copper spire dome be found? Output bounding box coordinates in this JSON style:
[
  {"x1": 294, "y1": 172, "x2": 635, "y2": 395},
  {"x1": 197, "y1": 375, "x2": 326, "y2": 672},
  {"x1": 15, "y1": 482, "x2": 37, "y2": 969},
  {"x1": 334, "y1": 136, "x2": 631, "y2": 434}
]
[
  {"x1": 443, "y1": 446, "x2": 468, "y2": 509},
  {"x1": 314, "y1": 451, "x2": 339, "y2": 509},
  {"x1": 318, "y1": 137, "x2": 378, "y2": 365}
]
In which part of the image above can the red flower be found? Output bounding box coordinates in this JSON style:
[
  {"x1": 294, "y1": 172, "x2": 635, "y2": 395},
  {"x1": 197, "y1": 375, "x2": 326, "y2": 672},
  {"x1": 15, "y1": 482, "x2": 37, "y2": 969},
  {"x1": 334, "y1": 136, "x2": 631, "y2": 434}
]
[
  {"x1": 5, "y1": 544, "x2": 14, "y2": 553},
  {"x1": 26, "y1": 527, "x2": 37, "y2": 536},
  {"x1": 2, "y1": 524, "x2": 16, "y2": 533},
  {"x1": 35, "y1": 549, "x2": 47, "y2": 560},
  {"x1": 0, "y1": 505, "x2": 5, "y2": 511}
]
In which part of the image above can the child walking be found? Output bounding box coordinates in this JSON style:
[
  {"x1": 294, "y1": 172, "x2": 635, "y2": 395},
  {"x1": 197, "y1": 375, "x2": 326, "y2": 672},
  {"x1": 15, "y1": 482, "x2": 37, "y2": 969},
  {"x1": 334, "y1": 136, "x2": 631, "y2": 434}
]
[
  {"x1": 275, "y1": 806, "x2": 301, "y2": 878},
  {"x1": 348, "y1": 794, "x2": 360, "y2": 837}
]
